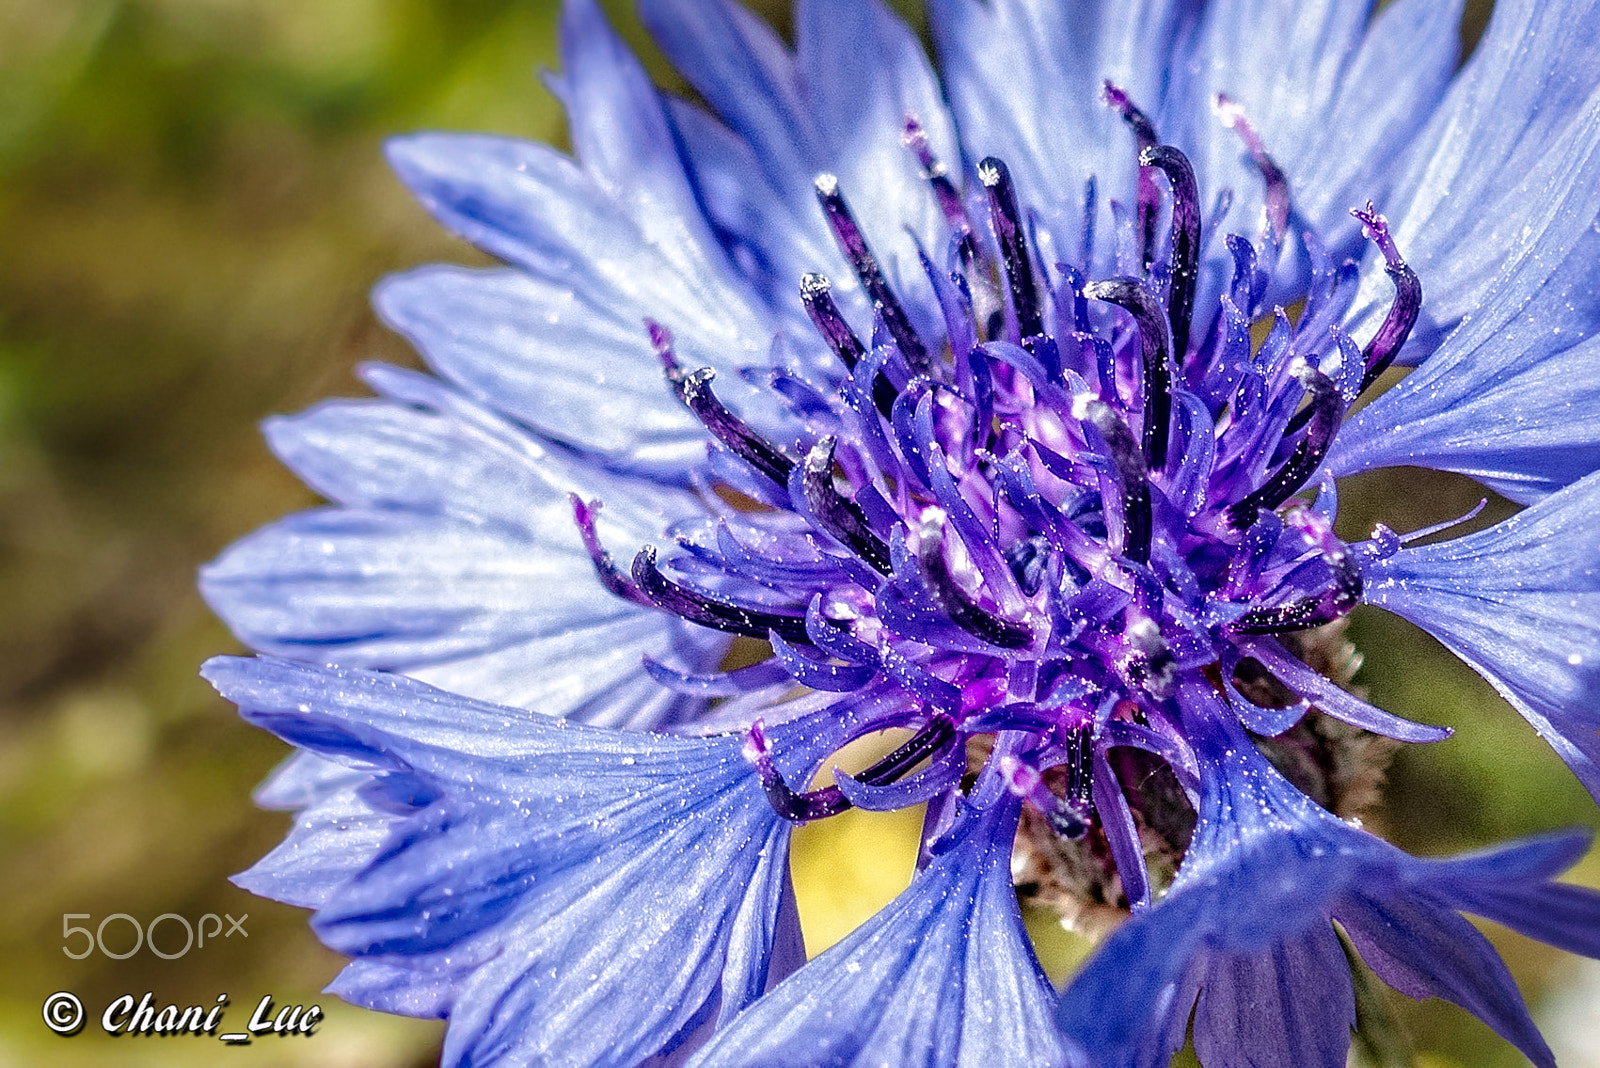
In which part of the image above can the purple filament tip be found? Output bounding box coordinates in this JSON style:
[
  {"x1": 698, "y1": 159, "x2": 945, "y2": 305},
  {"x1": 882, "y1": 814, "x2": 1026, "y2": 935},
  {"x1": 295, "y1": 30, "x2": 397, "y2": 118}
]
[
  {"x1": 1215, "y1": 93, "x2": 1290, "y2": 242},
  {"x1": 1351, "y1": 201, "x2": 1421, "y2": 391},
  {"x1": 979, "y1": 156, "x2": 1045, "y2": 345}
]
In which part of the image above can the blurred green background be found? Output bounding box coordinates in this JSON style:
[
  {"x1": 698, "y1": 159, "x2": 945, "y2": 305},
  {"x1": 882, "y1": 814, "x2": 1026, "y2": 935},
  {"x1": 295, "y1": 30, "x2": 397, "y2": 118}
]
[{"x1": 0, "y1": 1, "x2": 1593, "y2": 1066}]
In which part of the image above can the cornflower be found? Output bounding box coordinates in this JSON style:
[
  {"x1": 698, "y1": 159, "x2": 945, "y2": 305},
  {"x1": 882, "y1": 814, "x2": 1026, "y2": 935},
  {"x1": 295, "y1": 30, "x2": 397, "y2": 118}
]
[{"x1": 203, "y1": 0, "x2": 1600, "y2": 1064}]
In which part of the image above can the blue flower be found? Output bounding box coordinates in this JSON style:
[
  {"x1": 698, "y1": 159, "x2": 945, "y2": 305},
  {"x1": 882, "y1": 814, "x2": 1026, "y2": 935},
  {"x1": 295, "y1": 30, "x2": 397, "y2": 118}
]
[{"x1": 203, "y1": 0, "x2": 1600, "y2": 1064}]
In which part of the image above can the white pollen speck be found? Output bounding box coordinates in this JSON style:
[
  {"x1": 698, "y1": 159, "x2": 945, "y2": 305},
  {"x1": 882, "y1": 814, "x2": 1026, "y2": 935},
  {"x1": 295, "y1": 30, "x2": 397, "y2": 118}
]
[{"x1": 1568, "y1": 653, "x2": 1584, "y2": 667}]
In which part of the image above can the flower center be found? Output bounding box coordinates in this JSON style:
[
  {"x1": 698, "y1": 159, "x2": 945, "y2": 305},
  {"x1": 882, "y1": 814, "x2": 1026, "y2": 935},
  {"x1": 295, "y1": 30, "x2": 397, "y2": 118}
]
[{"x1": 573, "y1": 92, "x2": 1422, "y2": 901}]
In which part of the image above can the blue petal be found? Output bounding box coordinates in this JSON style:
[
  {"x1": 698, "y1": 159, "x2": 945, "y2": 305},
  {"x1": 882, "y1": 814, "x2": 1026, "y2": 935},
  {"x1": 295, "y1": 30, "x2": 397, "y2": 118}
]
[
  {"x1": 1182, "y1": 0, "x2": 1461, "y2": 256},
  {"x1": 374, "y1": 267, "x2": 707, "y2": 467},
  {"x1": 1190, "y1": 922, "x2": 1354, "y2": 1068},
  {"x1": 265, "y1": 364, "x2": 696, "y2": 539},
  {"x1": 205, "y1": 656, "x2": 799, "y2": 1068},
  {"x1": 234, "y1": 753, "x2": 424, "y2": 912},
  {"x1": 687, "y1": 799, "x2": 1077, "y2": 1068},
  {"x1": 554, "y1": 0, "x2": 727, "y2": 269},
  {"x1": 930, "y1": 0, "x2": 1196, "y2": 270},
  {"x1": 203, "y1": 505, "x2": 710, "y2": 725},
  {"x1": 1328, "y1": 103, "x2": 1600, "y2": 500},
  {"x1": 1432, "y1": 832, "x2": 1600, "y2": 960},
  {"x1": 325, "y1": 957, "x2": 463, "y2": 1020},
  {"x1": 639, "y1": 0, "x2": 819, "y2": 187},
  {"x1": 200, "y1": 369, "x2": 724, "y2": 722},
  {"x1": 1362, "y1": 472, "x2": 1600, "y2": 800},
  {"x1": 1060, "y1": 687, "x2": 1586, "y2": 1068},
  {"x1": 383, "y1": 133, "x2": 786, "y2": 428},
  {"x1": 664, "y1": 96, "x2": 838, "y2": 324},
  {"x1": 1344, "y1": 0, "x2": 1600, "y2": 358},
  {"x1": 648, "y1": 0, "x2": 957, "y2": 345},
  {"x1": 233, "y1": 781, "x2": 398, "y2": 910},
  {"x1": 1336, "y1": 886, "x2": 1553, "y2": 1067},
  {"x1": 253, "y1": 749, "x2": 365, "y2": 811}
]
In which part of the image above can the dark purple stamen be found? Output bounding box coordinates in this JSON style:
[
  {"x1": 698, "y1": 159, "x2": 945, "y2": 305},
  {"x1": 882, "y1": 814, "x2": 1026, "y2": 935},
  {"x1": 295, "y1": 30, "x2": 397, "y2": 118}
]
[
  {"x1": 815, "y1": 174, "x2": 932, "y2": 373},
  {"x1": 1103, "y1": 81, "x2": 1158, "y2": 149},
  {"x1": 1004, "y1": 535, "x2": 1052, "y2": 597},
  {"x1": 798, "y1": 436, "x2": 893, "y2": 574},
  {"x1": 903, "y1": 114, "x2": 976, "y2": 262},
  {"x1": 978, "y1": 156, "x2": 1045, "y2": 345},
  {"x1": 801, "y1": 273, "x2": 899, "y2": 417},
  {"x1": 1225, "y1": 362, "x2": 1340, "y2": 529},
  {"x1": 653, "y1": 324, "x2": 795, "y2": 488},
  {"x1": 1048, "y1": 726, "x2": 1095, "y2": 838},
  {"x1": 746, "y1": 715, "x2": 958, "y2": 823},
  {"x1": 1074, "y1": 394, "x2": 1153, "y2": 564},
  {"x1": 1140, "y1": 145, "x2": 1200, "y2": 363},
  {"x1": 861, "y1": 713, "x2": 957, "y2": 784},
  {"x1": 1216, "y1": 94, "x2": 1290, "y2": 242},
  {"x1": 570, "y1": 496, "x2": 653, "y2": 608},
  {"x1": 919, "y1": 532, "x2": 1034, "y2": 650},
  {"x1": 745, "y1": 721, "x2": 852, "y2": 821},
  {"x1": 1230, "y1": 553, "x2": 1362, "y2": 635},
  {"x1": 800, "y1": 273, "x2": 865, "y2": 370},
  {"x1": 631, "y1": 546, "x2": 811, "y2": 645},
  {"x1": 1352, "y1": 203, "x2": 1421, "y2": 394},
  {"x1": 1104, "y1": 81, "x2": 1162, "y2": 271},
  {"x1": 1083, "y1": 277, "x2": 1174, "y2": 474}
]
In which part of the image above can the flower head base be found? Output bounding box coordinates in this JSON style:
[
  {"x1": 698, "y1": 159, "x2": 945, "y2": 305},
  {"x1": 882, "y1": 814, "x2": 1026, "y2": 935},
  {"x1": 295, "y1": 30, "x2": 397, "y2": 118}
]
[{"x1": 201, "y1": 0, "x2": 1600, "y2": 1064}]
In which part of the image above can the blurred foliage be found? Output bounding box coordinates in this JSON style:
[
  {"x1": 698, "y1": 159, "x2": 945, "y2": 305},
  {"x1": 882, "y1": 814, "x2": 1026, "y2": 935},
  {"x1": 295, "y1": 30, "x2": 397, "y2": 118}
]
[{"x1": 0, "y1": 0, "x2": 1590, "y2": 1066}]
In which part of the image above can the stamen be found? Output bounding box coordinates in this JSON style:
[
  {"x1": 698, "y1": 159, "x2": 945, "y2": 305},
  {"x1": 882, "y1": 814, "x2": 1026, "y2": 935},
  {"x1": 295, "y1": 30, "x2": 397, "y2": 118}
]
[
  {"x1": 1224, "y1": 361, "x2": 1340, "y2": 529},
  {"x1": 1102, "y1": 82, "x2": 1158, "y2": 149},
  {"x1": 999, "y1": 741, "x2": 1092, "y2": 839},
  {"x1": 902, "y1": 114, "x2": 976, "y2": 261},
  {"x1": 1351, "y1": 202, "x2": 1421, "y2": 393},
  {"x1": 1073, "y1": 394, "x2": 1153, "y2": 564},
  {"x1": 919, "y1": 528, "x2": 1034, "y2": 650},
  {"x1": 1061, "y1": 725, "x2": 1094, "y2": 811},
  {"x1": 978, "y1": 156, "x2": 1045, "y2": 344},
  {"x1": 631, "y1": 546, "x2": 811, "y2": 644},
  {"x1": 1083, "y1": 278, "x2": 1174, "y2": 473},
  {"x1": 1214, "y1": 94, "x2": 1290, "y2": 242},
  {"x1": 814, "y1": 174, "x2": 932, "y2": 372},
  {"x1": 802, "y1": 273, "x2": 900, "y2": 418},
  {"x1": 859, "y1": 713, "x2": 958, "y2": 785},
  {"x1": 1140, "y1": 145, "x2": 1200, "y2": 363},
  {"x1": 1004, "y1": 535, "x2": 1052, "y2": 597},
  {"x1": 745, "y1": 715, "x2": 959, "y2": 823},
  {"x1": 1103, "y1": 81, "x2": 1161, "y2": 271},
  {"x1": 798, "y1": 436, "x2": 893, "y2": 574},
  {"x1": 744, "y1": 721, "x2": 851, "y2": 822},
  {"x1": 570, "y1": 496, "x2": 653, "y2": 608},
  {"x1": 652, "y1": 322, "x2": 795, "y2": 487},
  {"x1": 799, "y1": 274, "x2": 866, "y2": 371},
  {"x1": 1230, "y1": 552, "x2": 1362, "y2": 634}
]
